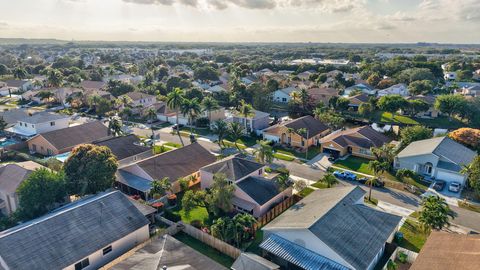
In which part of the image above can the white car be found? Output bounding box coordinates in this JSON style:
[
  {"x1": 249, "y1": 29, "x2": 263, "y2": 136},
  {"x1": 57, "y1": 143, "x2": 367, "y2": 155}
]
[{"x1": 448, "y1": 182, "x2": 461, "y2": 193}]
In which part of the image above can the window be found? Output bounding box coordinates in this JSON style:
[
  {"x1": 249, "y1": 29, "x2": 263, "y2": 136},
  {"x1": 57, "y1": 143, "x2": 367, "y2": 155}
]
[
  {"x1": 102, "y1": 245, "x2": 112, "y2": 255},
  {"x1": 19, "y1": 122, "x2": 22, "y2": 127},
  {"x1": 301, "y1": 140, "x2": 305, "y2": 147},
  {"x1": 74, "y1": 258, "x2": 89, "y2": 270},
  {"x1": 50, "y1": 121, "x2": 55, "y2": 126},
  {"x1": 282, "y1": 97, "x2": 287, "y2": 102}
]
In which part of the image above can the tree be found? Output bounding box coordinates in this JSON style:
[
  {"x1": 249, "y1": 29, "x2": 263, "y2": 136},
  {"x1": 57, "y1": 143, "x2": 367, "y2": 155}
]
[
  {"x1": 209, "y1": 173, "x2": 235, "y2": 215},
  {"x1": 315, "y1": 111, "x2": 345, "y2": 129},
  {"x1": 17, "y1": 168, "x2": 66, "y2": 220},
  {"x1": 150, "y1": 177, "x2": 171, "y2": 198},
  {"x1": 400, "y1": 126, "x2": 433, "y2": 148},
  {"x1": 274, "y1": 172, "x2": 290, "y2": 192},
  {"x1": 408, "y1": 80, "x2": 434, "y2": 95},
  {"x1": 0, "y1": 117, "x2": 7, "y2": 134},
  {"x1": 397, "y1": 68, "x2": 435, "y2": 84},
  {"x1": 321, "y1": 173, "x2": 339, "y2": 188},
  {"x1": 238, "y1": 100, "x2": 254, "y2": 132},
  {"x1": 370, "y1": 144, "x2": 397, "y2": 166},
  {"x1": 194, "y1": 66, "x2": 219, "y2": 81},
  {"x1": 181, "y1": 98, "x2": 201, "y2": 133},
  {"x1": 405, "y1": 99, "x2": 430, "y2": 117},
  {"x1": 13, "y1": 68, "x2": 28, "y2": 79},
  {"x1": 228, "y1": 122, "x2": 244, "y2": 151},
  {"x1": 64, "y1": 144, "x2": 118, "y2": 196},
  {"x1": 377, "y1": 95, "x2": 407, "y2": 120},
  {"x1": 367, "y1": 161, "x2": 388, "y2": 200},
  {"x1": 358, "y1": 103, "x2": 373, "y2": 118},
  {"x1": 449, "y1": 128, "x2": 480, "y2": 150},
  {"x1": 211, "y1": 217, "x2": 235, "y2": 243},
  {"x1": 96, "y1": 98, "x2": 113, "y2": 116},
  {"x1": 434, "y1": 94, "x2": 466, "y2": 121},
  {"x1": 36, "y1": 91, "x2": 55, "y2": 104},
  {"x1": 461, "y1": 156, "x2": 480, "y2": 196},
  {"x1": 396, "y1": 168, "x2": 416, "y2": 182},
  {"x1": 366, "y1": 73, "x2": 381, "y2": 87},
  {"x1": 145, "y1": 107, "x2": 158, "y2": 144},
  {"x1": 335, "y1": 97, "x2": 350, "y2": 112},
  {"x1": 418, "y1": 195, "x2": 454, "y2": 233},
  {"x1": 108, "y1": 117, "x2": 122, "y2": 136},
  {"x1": 254, "y1": 140, "x2": 274, "y2": 164},
  {"x1": 212, "y1": 120, "x2": 228, "y2": 148},
  {"x1": 266, "y1": 79, "x2": 279, "y2": 92},
  {"x1": 293, "y1": 179, "x2": 307, "y2": 192},
  {"x1": 167, "y1": 87, "x2": 185, "y2": 146},
  {"x1": 0, "y1": 64, "x2": 8, "y2": 75},
  {"x1": 46, "y1": 68, "x2": 63, "y2": 87},
  {"x1": 120, "y1": 107, "x2": 133, "y2": 123},
  {"x1": 202, "y1": 96, "x2": 219, "y2": 123}
]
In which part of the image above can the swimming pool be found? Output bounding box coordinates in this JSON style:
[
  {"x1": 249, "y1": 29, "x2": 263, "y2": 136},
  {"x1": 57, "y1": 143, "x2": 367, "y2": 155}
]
[
  {"x1": 0, "y1": 138, "x2": 19, "y2": 148},
  {"x1": 50, "y1": 151, "x2": 71, "y2": 162}
]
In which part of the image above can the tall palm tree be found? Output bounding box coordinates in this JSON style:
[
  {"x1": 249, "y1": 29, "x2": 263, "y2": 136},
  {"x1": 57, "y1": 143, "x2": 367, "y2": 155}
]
[
  {"x1": 299, "y1": 88, "x2": 310, "y2": 111},
  {"x1": 167, "y1": 87, "x2": 185, "y2": 146},
  {"x1": 297, "y1": 128, "x2": 309, "y2": 159},
  {"x1": 146, "y1": 108, "x2": 158, "y2": 144},
  {"x1": 238, "y1": 100, "x2": 254, "y2": 133},
  {"x1": 232, "y1": 213, "x2": 257, "y2": 245},
  {"x1": 47, "y1": 69, "x2": 63, "y2": 87},
  {"x1": 321, "y1": 173, "x2": 339, "y2": 188},
  {"x1": 418, "y1": 195, "x2": 454, "y2": 233},
  {"x1": 367, "y1": 160, "x2": 388, "y2": 200},
  {"x1": 181, "y1": 98, "x2": 202, "y2": 135},
  {"x1": 13, "y1": 68, "x2": 28, "y2": 79},
  {"x1": 88, "y1": 95, "x2": 101, "y2": 111},
  {"x1": 108, "y1": 117, "x2": 122, "y2": 137},
  {"x1": 202, "y1": 96, "x2": 220, "y2": 124},
  {"x1": 254, "y1": 140, "x2": 274, "y2": 164},
  {"x1": 228, "y1": 122, "x2": 244, "y2": 152},
  {"x1": 115, "y1": 95, "x2": 133, "y2": 109},
  {"x1": 212, "y1": 120, "x2": 228, "y2": 148}
]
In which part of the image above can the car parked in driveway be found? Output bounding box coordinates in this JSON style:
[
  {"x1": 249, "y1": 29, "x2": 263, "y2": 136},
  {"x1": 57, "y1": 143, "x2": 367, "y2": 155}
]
[
  {"x1": 358, "y1": 177, "x2": 385, "y2": 187},
  {"x1": 432, "y1": 180, "x2": 446, "y2": 191},
  {"x1": 448, "y1": 182, "x2": 461, "y2": 193},
  {"x1": 333, "y1": 171, "x2": 346, "y2": 179},
  {"x1": 343, "y1": 172, "x2": 357, "y2": 181}
]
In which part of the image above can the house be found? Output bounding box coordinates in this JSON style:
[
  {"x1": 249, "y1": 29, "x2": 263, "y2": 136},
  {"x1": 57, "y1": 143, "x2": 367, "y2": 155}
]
[
  {"x1": 394, "y1": 136, "x2": 476, "y2": 186},
  {"x1": 344, "y1": 83, "x2": 375, "y2": 96},
  {"x1": 155, "y1": 102, "x2": 225, "y2": 126},
  {"x1": 21, "y1": 87, "x2": 82, "y2": 105},
  {"x1": 232, "y1": 252, "x2": 280, "y2": 270},
  {"x1": 272, "y1": 86, "x2": 297, "y2": 103},
  {"x1": 0, "y1": 161, "x2": 45, "y2": 215},
  {"x1": 111, "y1": 234, "x2": 227, "y2": 270},
  {"x1": 260, "y1": 186, "x2": 401, "y2": 270},
  {"x1": 121, "y1": 92, "x2": 156, "y2": 108},
  {"x1": 27, "y1": 121, "x2": 110, "y2": 156},
  {"x1": 200, "y1": 156, "x2": 291, "y2": 217},
  {"x1": 307, "y1": 88, "x2": 339, "y2": 106},
  {"x1": 0, "y1": 191, "x2": 150, "y2": 270},
  {"x1": 116, "y1": 143, "x2": 216, "y2": 200},
  {"x1": 80, "y1": 80, "x2": 107, "y2": 91},
  {"x1": 319, "y1": 126, "x2": 392, "y2": 159},
  {"x1": 410, "y1": 231, "x2": 480, "y2": 270},
  {"x1": 5, "y1": 112, "x2": 70, "y2": 138},
  {"x1": 229, "y1": 110, "x2": 270, "y2": 135},
  {"x1": 2, "y1": 79, "x2": 33, "y2": 94},
  {"x1": 377, "y1": 83, "x2": 409, "y2": 97},
  {"x1": 93, "y1": 134, "x2": 152, "y2": 166},
  {"x1": 456, "y1": 84, "x2": 480, "y2": 97},
  {"x1": 263, "y1": 115, "x2": 330, "y2": 150},
  {"x1": 0, "y1": 108, "x2": 30, "y2": 128},
  {"x1": 347, "y1": 93, "x2": 370, "y2": 110},
  {"x1": 443, "y1": 72, "x2": 457, "y2": 81},
  {"x1": 206, "y1": 84, "x2": 227, "y2": 93},
  {"x1": 404, "y1": 95, "x2": 439, "y2": 118}
]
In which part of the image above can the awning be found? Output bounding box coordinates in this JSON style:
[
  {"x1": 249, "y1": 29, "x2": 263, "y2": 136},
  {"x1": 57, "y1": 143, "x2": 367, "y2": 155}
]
[{"x1": 232, "y1": 196, "x2": 257, "y2": 211}]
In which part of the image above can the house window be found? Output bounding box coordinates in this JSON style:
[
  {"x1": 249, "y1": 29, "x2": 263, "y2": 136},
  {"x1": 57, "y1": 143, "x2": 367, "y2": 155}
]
[
  {"x1": 50, "y1": 121, "x2": 55, "y2": 126},
  {"x1": 74, "y1": 258, "x2": 89, "y2": 270},
  {"x1": 301, "y1": 140, "x2": 305, "y2": 147},
  {"x1": 282, "y1": 97, "x2": 287, "y2": 102},
  {"x1": 102, "y1": 245, "x2": 113, "y2": 255},
  {"x1": 358, "y1": 148, "x2": 371, "y2": 155},
  {"x1": 19, "y1": 122, "x2": 22, "y2": 127}
]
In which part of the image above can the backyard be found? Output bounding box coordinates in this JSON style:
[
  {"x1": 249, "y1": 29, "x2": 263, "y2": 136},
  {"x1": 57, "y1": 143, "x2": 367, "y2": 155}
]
[
  {"x1": 398, "y1": 219, "x2": 429, "y2": 252},
  {"x1": 165, "y1": 193, "x2": 212, "y2": 226}
]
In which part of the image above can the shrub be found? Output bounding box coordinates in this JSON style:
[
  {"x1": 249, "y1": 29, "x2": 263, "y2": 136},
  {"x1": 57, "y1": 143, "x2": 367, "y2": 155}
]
[
  {"x1": 196, "y1": 117, "x2": 210, "y2": 128},
  {"x1": 190, "y1": 219, "x2": 203, "y2": 228},
  {"x1": 397, "y1": 251, "x2": 408, "y2": 263},
  {"x1": 163, "y1": 209, "x2": 181, "y2": 222}
]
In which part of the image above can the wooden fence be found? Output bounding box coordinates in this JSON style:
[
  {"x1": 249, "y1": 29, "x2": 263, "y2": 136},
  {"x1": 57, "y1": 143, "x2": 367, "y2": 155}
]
[
  {"x1": 256, "y1": 195, "x2": 299, "y2": 228},
  {"x1": 179, "y1": 221, "x2": 241, "y2": 259}
]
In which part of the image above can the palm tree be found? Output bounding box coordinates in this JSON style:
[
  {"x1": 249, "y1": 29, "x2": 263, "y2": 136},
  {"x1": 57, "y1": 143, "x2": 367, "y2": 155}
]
[
  {"x1": 290, "y1": 91, "x2": 301, "y2": 103},
  {"x1": 321, "y1": 173, "x2": 339, "y2": 188},
  {"x1": 297, "y1": 128, "x2": 309, "y2": 159},
  {"x1": 87, "y1": 95, "x2": 101, "y2": 111},
  {"x1": 145, "y1": 108, "x2": 158, "y2": 144},
  {"x1": 238, "y1": 100, "x2": 254, "y2": 133},
  {"x1": 150, "y1": 177, "x2": 172, "y2": 199},
  {"x1": 167, "y1": 88, "x2": 185, "y2": 146},
  {"x1": 228, "y1": 122, "x2": 244, "y2": 152},
  {"x1": 254, "y1": 140, "x2": 274, "y2": 164},
  {"x1": 36, "y1": 91, "x2": 55, "y2": 104},
  {"x1": 120, "y1": 107, "x2": 133, "y2": 123},
  {"x1": 232, "y1": 213, "x2": 257, "y2": 245},
  {"x1": 47, "y1": 69, "x2": 63, "y2": 87},
  {"x1": 211, "y1": 217, "x2": 235, "y2": 244},
  {"x1": 313, "y1": 106, "x2": 325, "y2": 120},
  {"x1": 299, "y1": 88, "x2": 310, "y2": 112},
  {"x1": 212, "y1": 120, "x2": 228, "y2": 148},
  {"x1": 181, "y1": 98, "x2": 201, "y2": 135},
  {"x1": 286, "y1": 127, "x2": 294, "y2": 145},
  {"x1": 108, "y1": 117, "x2": 122, "y2": 136},
  {"x1": 202, "y1": 96, "x2": 219, "y2": 124},
  {"x1": 418, "y1": 195, "x2": 454, "y2": 233},
  {"x1": 13, "y1": 68, "x2": 28, "y2": 79},
  {"x1": 115, "y1": 95, "x2": 133, "y2": 109},
  {"x1": 367, "y1": 160, "x2": 388, "y2": 200}
]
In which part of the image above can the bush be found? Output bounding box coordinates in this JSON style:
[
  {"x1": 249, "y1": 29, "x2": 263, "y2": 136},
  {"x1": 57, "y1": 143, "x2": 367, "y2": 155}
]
[
  {"x1": 190, "y1": 219, "x2": 203, "y2": 228},
  {"x1": 264, "y1": 167, "x2": 272, "y2": 173},
  {"x1": 196, "y1": 117, "x2": 210, "y2": 128},
  {"x1": 163, "y1": 209, "x2": 181, "y2": 222},
  {"x1": 397, "y1": 251, "x2": 408, "y2": 263}
]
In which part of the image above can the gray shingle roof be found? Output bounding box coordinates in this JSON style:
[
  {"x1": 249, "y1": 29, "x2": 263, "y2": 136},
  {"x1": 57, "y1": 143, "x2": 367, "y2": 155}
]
[
  {"x1": 320, "y1": 126, "x2": 391, "y2": 149},
  {"x1": 232, "y1": 252, "x2": 279, "y2": 270},
  {"x1": 201, "y1": 156, "x2": 264, "y2": 181},
  {"x1": 0, "y1": 191, "x2": 149, "y2": 270},
  {"x1": 0, "y1": 161, "x2": 44, "y2": 194},
  {"x1": 283, "y1": 115, "x2": 329, "y2": 139},
  {"x1": 94, "y1": 134, "x2": 150, "y2": 160},
  {"x1": 397, "y1": 137, "x2": 476, "y2": 167},
  {"x1": 22, "y1": 112, "x2": 69, "y2": 124},
  {"x1": 236, "y1": 176, "x2": 281, "y2": 205}
]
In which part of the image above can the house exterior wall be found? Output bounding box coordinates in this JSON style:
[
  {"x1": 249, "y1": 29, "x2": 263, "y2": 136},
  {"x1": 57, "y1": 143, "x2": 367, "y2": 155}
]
[
  {"x1": 273, "y1": 91, "x2": 291, "y2": 103},
  {"x1": 0, "y1": 191, "x2": 19, "y2": 216},
  {"x1": 64, "y1": 225, "x2": 149, "y2": 270},
  {"x1": 252, "y1": 116, "x2": 270, "y2": 132},
  {"x1": 394, "y1": 154, "x2": 439, "y2": 176},
  {"x1": 131, "y1": 97, "x2": 155, "y2": 108},
  {"x1": 273, "y1": 127, "x2": 330, "y2": 150},
  {"x1": 255, "y1": 187, "x2": 292, "y2": 217},
  {"x1": 14, "y1": 117, "x2": 69, "y2": 136},
  {"x1": 27, "y1": 135, "x2": 60, "y2": 156}
]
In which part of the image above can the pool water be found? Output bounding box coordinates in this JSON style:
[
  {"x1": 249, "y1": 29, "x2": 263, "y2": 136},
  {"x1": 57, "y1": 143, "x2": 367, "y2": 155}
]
[{"x1": 0, "y1": 138, "x2": 19, "y2": 148}]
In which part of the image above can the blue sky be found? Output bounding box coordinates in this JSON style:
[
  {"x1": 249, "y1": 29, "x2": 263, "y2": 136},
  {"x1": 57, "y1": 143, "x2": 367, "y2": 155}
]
[{"x1": 0, "y1": 0, "x2": 479, "y2": 43}]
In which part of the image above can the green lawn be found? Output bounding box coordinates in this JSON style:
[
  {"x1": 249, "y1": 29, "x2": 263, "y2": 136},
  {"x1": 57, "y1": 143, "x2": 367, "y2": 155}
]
[
  {"x1": 380, "y1": 112, "x2": 420, "y2": 125},
  {"x1": 417, "y1": 116, "x2": 466, "y2": 129},
  {"x1": 170, "y1": 204, "x2": 210, "y2": 225},
  {"x1": 297, "y1": 187, "x2": 315, "y2": 197},
  {"x1": 222, "y1": 140, "x2": 247, "y2": 150},
  {"x1": 334, "y1": 156, "x2": 374, "y2": 175},
  {"x1": 273, "y1": 145, "x2": 321, "y2": 160},
  {"x1": 174, "y1": 231, "x2": 234, "y2": 267},
  {"x1": 273, "y1": 153, "x2": 295, "y2": 161},
  {"x1": 180, "y1": 126, "x2": 212, "y2": 136},
  {"x1": 398, "y1": 219, "x2": 428, "y2": 252},
  {"x1": 164, "y1": 142, "x2": 181, "y2": 148},
  {"x1": 245, "y1": 230, "x2": 264, "y2": 255},
  {"x1": 311, "y1": 181, "x2": 329, "y2": 189},
  {"x1": 225, "y1": 135, "x2": 259, "y2": 147}
]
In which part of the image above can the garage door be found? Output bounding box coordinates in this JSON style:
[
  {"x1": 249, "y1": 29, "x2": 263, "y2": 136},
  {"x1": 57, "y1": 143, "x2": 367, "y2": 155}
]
[
  {"x1": 322, "y1": 147, "x2": 340, "y2": 158},
  {"x1": 436, "y1": 170, "x2": 465, "y2": 184}
]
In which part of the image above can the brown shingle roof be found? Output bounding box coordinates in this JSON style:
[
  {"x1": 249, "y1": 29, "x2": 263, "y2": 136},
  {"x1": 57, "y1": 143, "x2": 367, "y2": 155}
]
[
  {"x1": 411, "y1": 231, "x2": 480, "y2": 270},
  {"x1": 0, "y1": 161, "x2": 45, "y2": 193},
  {"x1": 124, "y1": 92, "x2": 155, "y2": 101},
  {"x1": 34, "y1": 121, "x2": 110, "y2": 151},
  {"x1": 80, "y1": 80, "x2": 106, "y2": 90},
  {"x1": 94, "y1": 134, "x2": 150, "y2": 160},
  {"x1": 320, "y1": 126, "x2": 391, "y2": 148},
  {"x1": 284, "y1": 115, "x2": 329, "y2": 139}
]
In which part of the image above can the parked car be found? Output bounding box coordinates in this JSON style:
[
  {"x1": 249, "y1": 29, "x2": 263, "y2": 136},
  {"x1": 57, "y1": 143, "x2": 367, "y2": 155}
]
[
  {"x1": 333, "y1": 171, "x2": 346, "y2": 179},
  {"x1": 448, "y1": 182, "x2": 461, "y2": 193},
  {"x1": 172, "y1": 124, "x2": 184, "y2": 130},
  {"x1": 358, "y1": 177, "x2": 385, "y2": 187},
  {"x1": 343, "y1": 172, "x2": 357, "y2": 181},
  {"x1": 432, "y1": 180, "x2": 446, "y2": 191}
]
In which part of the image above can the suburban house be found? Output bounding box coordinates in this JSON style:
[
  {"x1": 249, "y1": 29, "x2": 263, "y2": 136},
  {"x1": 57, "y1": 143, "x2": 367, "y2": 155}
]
[
  {"x1": 80, "y1": 80, "x2": 107, "y2": 91},
  {"x1": 260, "y1": 186, "x2": 402, "y2": 270},
  {"x1": 2, "y1": 79, "x2": 33, "y2": 94},
  {"x1": 347, "y1": 93, "x2": 370, "y2": 110},
  {"x1": 5, "y1": 112, "x2": 70, "y2": 138},
  {"x1": 263, "y1": 115, "x2": 330, "y2": 151},
  {"x1": 229, "y1": 110, "x2": 270, "y2": 135},
  {"x1": 377, "y1": 83, "x2": 409, "y2": 97},
  {"x1": 394, "y1": 136, "x2": 476, "y2": 186},
  {"x1": 206, "y1": 84, "x2": 227, "y2": 93},
  {"x1": 0, "y1": 161, "x2": 45, "y2": 216},
  {"x1": 0, "y1": 191, "x2": 150, "y2": 270},
  {"x1": 22, "y1": 87, "x2": 83, "y2": 105},
  {"x1": 344, "y1": 83, "x2": 375, "y2": 96},
  {"x1": 307, "y1": 88, "x2": 339, "y2": 106},
  {"x1": 27, "y1": 121, "x2": 110, "y2": 156},
  {"x1": 273, "y1": 86, "x2": 297, "y2": 103},
  {"x1": 410, "y1": 231, "x2": 480, "y2": 270},
  {"x1": 200, "y1": 156, "x2": 292, "y2": 217},
  {"x1": 0, "y1": 108, "x2": 30, "y2": 128},
  {"x1": 443, "y1": 72, "x2": 457, "y2": 81},
  {"x1": 232, "y1": 252, "x2": 280, "y2": 270},
  {"x1": 455, "y1": 84, "x2": 480, "y2": 97},
  {"x1": 116, "y1": 143, "x2": 216, "y2": 199},
  {"x1": 319, "y1": 126, "x2": 392, "y2": 159},
  {"x1": 111, "y1": 234, "x2": 227, "y2": 270},
  {"x1": 404, "y1": 95, "x2": 439, "y2": 118},
  {"x1": 122, "y1": 92, "x2": 156, "y2": 108},
  {"x1": 94, "y1": 135, "x2": 152, "y2": 166},
  {"x1": 155, "y1": 102, "x2": 225, "y2": 126}
]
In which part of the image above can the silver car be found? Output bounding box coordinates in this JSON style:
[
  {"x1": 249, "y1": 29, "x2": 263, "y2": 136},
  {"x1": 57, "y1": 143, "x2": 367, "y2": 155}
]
[{"x1": 448, "y1": 182, "x2": 461, "y2": 193}]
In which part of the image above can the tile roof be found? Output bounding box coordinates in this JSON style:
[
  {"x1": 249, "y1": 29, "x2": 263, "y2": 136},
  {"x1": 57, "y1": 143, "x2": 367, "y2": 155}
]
[
  {"x1": 236, "y1": 176, "x2": 281, "y2": 205},
  {"x1": 111, "y1": 234, "x2": 227, "y2": 270},
  {"x1": 34, "y1": 121, "x2": 110, "y2": 151},
  {"x1": 94, "y1": 134, "x2": 150, "y2": 160},
  {"x1": 201, "y1": 156, "x2": 264, "y2": 181},
  {"x1": 411, "y1": 231, "x2": 480, "y2": 270},
  {"x1": 232, "y1": 252, "x2": 279, "y2": 270},
  {"x1": 0, "y1": 161, "x2": 45, "y2": 194},
  {"x1": 0, "y1": 191, "x2": 149, "y2": 270}
]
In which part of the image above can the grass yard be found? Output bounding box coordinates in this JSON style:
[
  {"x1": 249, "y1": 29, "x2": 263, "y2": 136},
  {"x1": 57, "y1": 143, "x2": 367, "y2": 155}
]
[
  {"x1": 297, "y1": 187, "x2": 315, "y2": 197},
  {"x1": 222, "y1": 140, "x2": 247, "y2": 150},
  {"x1": 417, "y1": 116, "x2": 466, "y2": 129},
  {"x1": 311, "y1": 181, "x2": 329, "y2": 189},
  {"x1": 163, "y1": 142, "x2": 181, "y2": 148},
  {"x1": 170, "y1": 204, "x2": 211, "y2": 225},
  {"x1": 380, "y1": 112, "x2": 420, "y2": 125},
  {"x1": 398, "y1": 219, "x2": 428, "y2": 252},
  {"x1": 245, "y1": 230, "x2": 264, "y2": 255},
  {"x1": 334, "y1": 156, "x2": 374, "y2": 175},
  {"x1": 180, "y1": 126, "x2": 212, "y2": 136},
  {"x1": 273, "y1": 153, "x2": 295, "y2": 161},
  {"x1": 273, "y1": 145, "x2": 321, "y2": 160},
  {"x1": 174, "y1": 231, "x2": 234, "y2": 268}
]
